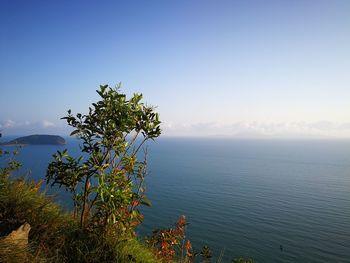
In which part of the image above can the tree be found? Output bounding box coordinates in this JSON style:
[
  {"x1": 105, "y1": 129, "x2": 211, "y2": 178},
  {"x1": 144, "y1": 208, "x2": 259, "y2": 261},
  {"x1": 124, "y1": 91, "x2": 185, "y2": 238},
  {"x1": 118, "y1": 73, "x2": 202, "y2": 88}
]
[{"x1": 46, "y1": 84, "x2": 161, "y2": 234}]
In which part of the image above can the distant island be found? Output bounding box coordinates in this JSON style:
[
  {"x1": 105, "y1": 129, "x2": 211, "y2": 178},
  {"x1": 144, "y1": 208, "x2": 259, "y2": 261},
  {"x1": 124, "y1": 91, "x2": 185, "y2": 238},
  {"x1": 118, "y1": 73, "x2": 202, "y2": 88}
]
[{"x1": 1, "y1": 135, "x2": 66, "y2": 146}]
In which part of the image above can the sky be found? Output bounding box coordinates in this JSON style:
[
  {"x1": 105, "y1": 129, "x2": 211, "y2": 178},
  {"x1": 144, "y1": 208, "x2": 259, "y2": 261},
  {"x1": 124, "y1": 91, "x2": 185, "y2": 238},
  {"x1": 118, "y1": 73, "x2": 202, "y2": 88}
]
[{"x1": 1, "y1": 0, "x2": 350, "y2": 138}]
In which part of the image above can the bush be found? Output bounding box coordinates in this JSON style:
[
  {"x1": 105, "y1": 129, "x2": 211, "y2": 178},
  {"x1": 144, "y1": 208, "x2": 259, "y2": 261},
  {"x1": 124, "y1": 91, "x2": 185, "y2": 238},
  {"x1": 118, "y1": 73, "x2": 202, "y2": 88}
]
[
  {"x1": 0, "y1": 176, "x2": 162, "y2": 262},
  {"x1": 46, "y1": 84, "x2": 161, "y2": 235}
]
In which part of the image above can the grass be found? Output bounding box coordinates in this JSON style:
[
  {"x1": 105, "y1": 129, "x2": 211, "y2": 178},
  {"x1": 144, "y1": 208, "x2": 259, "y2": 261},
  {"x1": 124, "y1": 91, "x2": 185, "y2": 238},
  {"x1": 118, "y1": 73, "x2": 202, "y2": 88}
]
[
  {"x1": 0, "y1": 176, "x2": 162, "y2": 263},
  {"x1": 117, "y1": 238, "x2": 165, "y2": 263}
]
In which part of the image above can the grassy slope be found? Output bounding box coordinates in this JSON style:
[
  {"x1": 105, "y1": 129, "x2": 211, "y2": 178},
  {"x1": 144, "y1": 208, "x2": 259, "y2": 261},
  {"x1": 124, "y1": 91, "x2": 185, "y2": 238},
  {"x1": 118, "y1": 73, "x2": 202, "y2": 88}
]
[{"x1": 0, "y1": 177, "x2": 161, "y2": 263}]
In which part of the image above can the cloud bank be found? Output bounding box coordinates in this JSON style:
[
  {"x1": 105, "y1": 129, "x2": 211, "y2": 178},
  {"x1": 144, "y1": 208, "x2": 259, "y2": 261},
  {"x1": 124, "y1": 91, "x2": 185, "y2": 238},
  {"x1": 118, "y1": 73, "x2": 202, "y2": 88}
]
[
  {"x1": 0, "y1": 119, "x2": 69, "y2": 136},
  {"x1": 163, "y1": 121, "x2": 350, "y2": 139},
  {"x1": 1, "y1": 119, "x2": 350, "y2": 139}
]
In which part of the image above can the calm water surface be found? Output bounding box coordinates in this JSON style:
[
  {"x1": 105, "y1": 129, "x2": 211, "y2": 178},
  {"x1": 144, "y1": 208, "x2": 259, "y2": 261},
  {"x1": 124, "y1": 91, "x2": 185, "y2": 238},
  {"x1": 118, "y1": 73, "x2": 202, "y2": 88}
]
[{"x1": 3, "y1": 137, "x2": 350, "y2": 262}]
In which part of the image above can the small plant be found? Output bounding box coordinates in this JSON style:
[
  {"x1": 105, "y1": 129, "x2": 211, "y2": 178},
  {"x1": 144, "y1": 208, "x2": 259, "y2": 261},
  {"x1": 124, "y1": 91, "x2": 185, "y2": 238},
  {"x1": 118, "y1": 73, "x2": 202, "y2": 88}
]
[
  {"x1": 199, "y1": 245, "x2": 212, "y2": 262},
  {"x1": 146, "y1": 215, "x2": 193, "y2": 262},
  {"x1": 46, "y1": 84, "x2": 161, "y2": 235}
]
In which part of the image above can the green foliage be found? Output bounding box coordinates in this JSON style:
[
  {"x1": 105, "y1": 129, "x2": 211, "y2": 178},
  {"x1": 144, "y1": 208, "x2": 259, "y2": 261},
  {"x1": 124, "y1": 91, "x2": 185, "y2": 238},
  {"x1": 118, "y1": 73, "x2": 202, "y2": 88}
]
[
  {"x1": 117, "y1": 238, "x2": 164, "y2": 263},
  {"x1": 0, "y1": 176, "x2": 162, "y2": 263},
  {"x1": 0, "y1": 177, "x2": 75, "y2": 262},
  {"x1": 58, "y1": 227, "x2": 161, "y2": 263},
  {"x1": 46, "y1": 84, "x2": 161, "y2": 234}
]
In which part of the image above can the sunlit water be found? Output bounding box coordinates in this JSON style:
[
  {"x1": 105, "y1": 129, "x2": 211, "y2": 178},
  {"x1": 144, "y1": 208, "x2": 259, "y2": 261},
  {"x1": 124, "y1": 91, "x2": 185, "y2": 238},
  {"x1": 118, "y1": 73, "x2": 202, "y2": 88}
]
[{"x1": 2, "y1": 137, "x2": 350, "y2": 262}]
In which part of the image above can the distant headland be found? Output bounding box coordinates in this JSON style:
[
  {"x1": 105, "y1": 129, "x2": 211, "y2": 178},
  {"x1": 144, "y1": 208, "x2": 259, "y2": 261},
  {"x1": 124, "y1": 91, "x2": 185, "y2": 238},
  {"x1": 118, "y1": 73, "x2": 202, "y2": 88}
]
[{"x1": 0, "y1": 135, "x2": 66, "y2": 146}]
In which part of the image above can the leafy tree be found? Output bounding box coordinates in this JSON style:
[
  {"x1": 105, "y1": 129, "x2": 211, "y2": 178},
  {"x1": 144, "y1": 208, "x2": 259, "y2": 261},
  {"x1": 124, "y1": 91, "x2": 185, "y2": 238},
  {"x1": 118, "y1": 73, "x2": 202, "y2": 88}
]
[{"x1": 46, "y1": 84, "x2": 161, "y2": 234}]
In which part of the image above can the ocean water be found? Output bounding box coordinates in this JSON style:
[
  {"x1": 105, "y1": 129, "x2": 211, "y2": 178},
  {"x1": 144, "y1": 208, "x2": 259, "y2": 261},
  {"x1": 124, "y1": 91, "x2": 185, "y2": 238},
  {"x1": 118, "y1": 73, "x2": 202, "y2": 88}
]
[{"x1": 2, "y1": 137, "x2": 350, "y2": 262}]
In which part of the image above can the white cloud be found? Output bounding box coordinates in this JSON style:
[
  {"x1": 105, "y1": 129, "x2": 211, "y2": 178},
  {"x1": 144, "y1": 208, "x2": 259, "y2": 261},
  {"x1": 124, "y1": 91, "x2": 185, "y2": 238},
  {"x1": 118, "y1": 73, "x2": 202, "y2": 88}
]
[
  {"x1": 1, "y1": 118, "x2": 350, "y2": 139},
  {"x1": 42, "y1": 120, "x2": 55, "y2": 128},
  {"x1": 0, "y1": 119, "x2": 68, "y2": 136},
  {"x1": 163, "y1": 120, "x2": 350, "y2": 139},
  {"x1": 1, "y1": 120, "x2": 16, "y2": 128}
]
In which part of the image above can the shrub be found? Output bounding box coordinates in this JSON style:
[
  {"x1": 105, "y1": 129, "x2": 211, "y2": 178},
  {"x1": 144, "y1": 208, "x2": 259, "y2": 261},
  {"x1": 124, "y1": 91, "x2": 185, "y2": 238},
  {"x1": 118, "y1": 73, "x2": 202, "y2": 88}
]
[
  {"x1": 46, "y1": 84, "x2": 161, "y2": 235},
  {"x1": 146, "y1": 215, "x2": 193, "y2": 262}
]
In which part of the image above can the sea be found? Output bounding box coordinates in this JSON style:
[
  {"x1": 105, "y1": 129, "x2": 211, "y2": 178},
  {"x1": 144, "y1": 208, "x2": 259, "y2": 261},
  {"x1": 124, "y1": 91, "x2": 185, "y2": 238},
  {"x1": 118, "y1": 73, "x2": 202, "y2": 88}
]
[{"x1": 1, "y1": 137, "x2": 350, "y2": 263}]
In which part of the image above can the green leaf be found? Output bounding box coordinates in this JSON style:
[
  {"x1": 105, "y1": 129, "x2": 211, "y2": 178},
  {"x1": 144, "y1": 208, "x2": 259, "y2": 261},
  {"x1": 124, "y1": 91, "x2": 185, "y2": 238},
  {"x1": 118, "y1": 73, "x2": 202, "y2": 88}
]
[
  {"x1": 70, "y1": 130, "x2": 80, "y2": 136},
  {"x1": 141, "y1": 196, "x2": 152, "y2": 207}
]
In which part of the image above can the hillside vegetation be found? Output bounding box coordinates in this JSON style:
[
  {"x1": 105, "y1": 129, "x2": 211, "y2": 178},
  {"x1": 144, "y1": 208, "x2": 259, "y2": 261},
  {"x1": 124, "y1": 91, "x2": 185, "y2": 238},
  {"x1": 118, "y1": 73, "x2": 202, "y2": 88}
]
[{"x1": 0, "y1": 175, "x2": 163, "y2": 263}]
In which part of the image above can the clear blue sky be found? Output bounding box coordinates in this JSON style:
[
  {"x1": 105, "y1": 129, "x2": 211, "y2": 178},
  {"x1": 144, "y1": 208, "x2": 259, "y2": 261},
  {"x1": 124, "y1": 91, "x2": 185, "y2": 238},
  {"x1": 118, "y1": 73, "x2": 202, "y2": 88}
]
[{"x1": 1, "y1": 0, "x2": 350, "y2": 138}]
